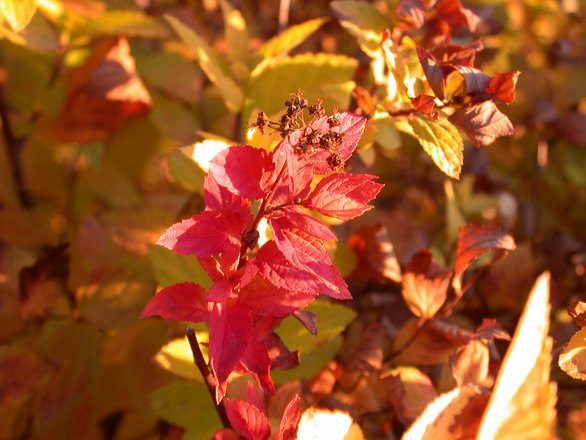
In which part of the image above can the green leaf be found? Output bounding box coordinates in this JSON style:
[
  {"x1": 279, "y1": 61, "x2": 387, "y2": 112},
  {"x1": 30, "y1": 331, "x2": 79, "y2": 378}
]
[
  {"x1": 149, "y1": 92, "x2": 201, "y2": 144},
  {"x1": 165, "y1": 14, "x2": 243, "y2": 113},
  {"x1": 245, "y1": 53, "x2": 357, "y2": 120},
  {"x1": 219, "y1": 0, "x2": 250, "y2": 65},
  {"x1": 257, "y1": 18, "x2": 325, "y2": 59},
  {"x1": 276, "y1": 300, "x2": 357, "y2": 355},
  {"x1": 148, "y1": 245, "x2": 212, "y2": 289},
  {"x1": 331, "y1": 1, "x2": 388, "y2": 32},
  {"x1": 395, "y1": 115, "x2": 464, "y2": 179},
  {"x1": 74, "y1": 10, "x2": 170, "y2": 38},
  {"x1": 167, "y1": 150, "x2": 206, "y2": 193},
  {"x1": 151, "y1": 381, "x2": 221, "y2": 438},
  {"x1": 0, "y1": 0, "x2": 37, "y2": 32}
]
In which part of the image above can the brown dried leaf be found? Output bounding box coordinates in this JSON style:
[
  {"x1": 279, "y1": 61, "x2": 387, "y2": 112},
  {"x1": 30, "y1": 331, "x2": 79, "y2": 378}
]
[
  {"x1": 402, "y1": 249, "x2": 451, "y2": 319},
  {"x1": 558, "y1": 327, "x2": 586, "y2": 380},
  {"x1": 402, "y1": 386, "x2": 489, "y2": 440},
  {"x1": 568, "y1": 299, "x2": 586, "y2": 327},
  {"x1": 450, "y1": 340, "x2": 489, "y2": 387},
  {"x1": 449, "y1": 101, "x2": 514, "y2": 146},
  {"x1": 382, "y1": 367, "x2": 437, "y2": 425},
  {"x1": 568, "y1": 403, "x2": 586, "y2": 440},
  {"x1": 453, "y1": 225, "x2": 516, "y2": 295},
  {"x1": 51, "y1": 38, "x2": 151, "y2": 143},
  {"x1": 477, "y1": 273, "x2": 557, "y2": 440},
  {"x1": 347, "y1": 224, "x2": 401, "y2": 283}
]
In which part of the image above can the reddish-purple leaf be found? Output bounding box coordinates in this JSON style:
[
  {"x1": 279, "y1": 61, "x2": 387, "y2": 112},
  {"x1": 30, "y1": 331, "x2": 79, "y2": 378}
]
[
  {"x1": 238, "y1": 275, "x2": 315, "y2": 317},
  {"x1": 486, "y1": 71, "x2": 520, "y2": 104},
  {"x1": 453, "y1": 225, "x2": 516, "y2": 294},
  {"x1": 255, "y1": 242, "x2": 351, "y2": 300},
  {"x1": 449, "y1": 100, "x2": 514, "y2": 146},
  {"x1": 431, "y1": 41, "x2": 483, "y2": 66},
  {"x1": 396, "y1": 0, "x2": 427, "y2": 28},
  {"x1": 473, "y1": 318, "x2": 511, "y2": 341},
  {"x1": 274, "y1": 394, "x2": 302, "y2": 440},
  {"x1": 209, "y1": 302, "x2": 253, "y2": 400},
  {"x1": 263, "y1": 332, "x2": 300, "y2": 370},
  {"x1": 224, "y1": 399, "x2": 271, "y2": 440},
  {"x1": 402, "y1": 250, "x2": 452, "y2": 319},
  {"x1": 553, "y1": 112, "x2": 586, "y2": 146},
  {"x1": 293, "y1": 310, "x2": 317, "y2": 336},
  {"x1": 417, "y1": 46, "x2": 445, "y2": 99},
  {"x1": 209, "y1": 145, "x2": 274, "y2": 199},
  {"x1": 157, "y1": 210, "x2": 244, "y2": 259},
  {"x1": 140, "y1": 282, "x2": 207, "y2": 323},
  {"x1": 453, "y1": 65, "x2": 490, "y2": 96},
  {"x1": 303, "y1": 174, "x2": 383, "y2": 220}
]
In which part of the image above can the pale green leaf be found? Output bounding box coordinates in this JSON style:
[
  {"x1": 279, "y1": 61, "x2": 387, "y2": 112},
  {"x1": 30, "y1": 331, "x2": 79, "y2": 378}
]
[
  {"x1": 245, "y1": 53, "x2": 357, "y2": 121},
  {"x1": 331, "y1": 1, "x2": 387, "y2": 32},
  {"x1": 165, "y1": 14, "x2": 243, "y2": 113},
  {"x1": 219, "y1": 0, "x2": 250, "y2": 65},
  {"x1": 75, "y1": 10, "x2": 170, "y2": 38},
  {"x1": 276, "y1": 300, "x2": 357, "y2": 355},
  {"x1": 148, "y1": 245, "x2": 212, "y2": 289},
  {"x1": 395, "y1": 115, "x2": 464, "y2": 179},
  {"x1": 257, "y1": 18, "x2": 325, "y2": 59},
  {"x1": 151, "y1": 381, "x2": 221, "y2": 437},
  {"x1": 0, "y1": 0, "x2": 37, "y2": 32}
]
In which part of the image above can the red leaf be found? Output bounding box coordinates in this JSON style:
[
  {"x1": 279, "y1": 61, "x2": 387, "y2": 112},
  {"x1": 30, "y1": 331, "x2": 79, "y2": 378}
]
[
  {"x1": 209, "y1": 302, "x2": 253, "y2": 398},
  {"x1": 274, "y1": 395, "x2": 302, "y2": 440},
  {"x1": 431, "y1": 41, "x2": 483, "y2": 66},
  {"x1": 307, "y1": 113, "x2": 368, "y2": 174},
  {"x1": 452, "y1": 65, "x2": 490, "y2": 96},
  {"x1": 255, "y1": 242, "x2": 351, "y2": 300},
  {"x1": 212, "y1": 429, "x2": 240, "y2": 440},
  {"x1": 51, "y1": 38, "x2": 151, "y2": 143},
  {"x1": 302, "y1": 174, "x2": 383, "y2": 220},
  {"x1": 238, "y1": 275, "x2": 316, "y2": 317},
  {"x1": 245, "y1": 381, "x2": 267, "y2": 414},
  {"x1": 224, "y1": 399, "x2": 271, "y2": 440},
  {"x1": 453, "y1": 225, "x2": 516, "y2": 294},
  {"x1": 402, "y1": 250, "x2": 452, "y2": 319},
  {"x1": 486, "y1": 71, "x2": 520, "y2": 104},
  {"x1": 157, "y1": 210, "x2": 244, "y2": 260},
  {"x1": 206, "y1": 279, "x2": 235, "y2": 302},
  {"x1": 239, "y1": 337, "x2": 275, "y2": 396},
  {"x1": 449, "y1": 101, "x2": 514, "y2": 146},
  {"x1": 410, "y1": 95, "x2": 438, "y2": 117},
  {"x1": 140, "y1": 282, "x2": 207, "y2": 323},
  {"x1": 209, "y1": 145, "x2": 274, "y2": 199},
  {"x1": 417, "y1": 46, "x2": 445, "y2": 100},
  {"x1": 204, "y1": 172, "x2": 252, "y2": 220}
]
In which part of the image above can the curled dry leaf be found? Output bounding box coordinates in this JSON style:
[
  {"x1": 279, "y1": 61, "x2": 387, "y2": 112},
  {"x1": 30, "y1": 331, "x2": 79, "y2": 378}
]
[
  {"x1": 568, "y1": 299, "x2": 586, "y2": 328},
  {"x1": 402, "y1": 386, "x2": 489, "y2": 440},
  {"x1": 450, "y1": 340, "x2": 489, "y2": 388},
  {"x1": 381, "y1": 367, "x2": 437, "y2": 425},
  {"x1": 452, "y1": 225, "x2": 516, "y2": 295},
  {"x1": 401, "y1": 249, "x2": 452, "y2": 319},
  {"x1": 347, "y1": 224, "x2": 402, "y2": 283},
  {"x1": 477, "y1": 272, "x2": 557, "y2": 440},
  {"x1": 558, "y1": 327, "x2": 586, "y2": 381}
]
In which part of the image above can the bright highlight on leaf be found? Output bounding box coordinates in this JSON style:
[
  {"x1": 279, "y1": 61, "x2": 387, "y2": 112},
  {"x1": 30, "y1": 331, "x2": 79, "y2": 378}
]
[
  {"x1": 0, "y1": 0, "x2": 38, "y2": 32},
  {"x1": 297, "y1": 407, "x2": 364, "y2": 440}
]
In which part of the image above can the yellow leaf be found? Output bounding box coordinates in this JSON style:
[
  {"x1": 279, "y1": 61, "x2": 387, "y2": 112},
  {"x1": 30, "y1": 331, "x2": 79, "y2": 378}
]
[
  {"x1": 219, "y1": 0, "x2": 249, "y2": 66},
  {"x1": 395, "y1": 116, "x2": 464, "y2": 179},
  {"x1": 257, "y1": 18, "x2": 325, "y2": 59},
  {"x1": 165, "y1": 14, "x2": 243, "y2": 113},
  {"x1": 559, "y1": 327, "x2": 586, "y2": 380},
  {"x1": 477, "y1": 272, "x2": 557, "y2": 440},
  {"x1": 154, "y1": 335, "x2": 207, "y2": 381},
  {"x1": 0, "y1": 0, "x2": 37, "y2": 32}
]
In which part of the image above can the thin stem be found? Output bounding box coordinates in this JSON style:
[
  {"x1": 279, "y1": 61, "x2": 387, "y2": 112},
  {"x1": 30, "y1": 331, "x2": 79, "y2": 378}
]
[
  {"x1": 185, "y1": 326, "x2": 231, "y2": 429},
  {"x1": 385, "y1": 319, "x2": 431, "y2": 363},
  {"x1": 278, "y1": 0, "x2": 291, "y2": 34}
]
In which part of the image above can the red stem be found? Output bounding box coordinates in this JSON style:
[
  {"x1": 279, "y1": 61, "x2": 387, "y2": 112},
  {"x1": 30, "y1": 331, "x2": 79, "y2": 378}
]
[{"x1": 185, "y1": 326, "x2": 231, "y2": 429}]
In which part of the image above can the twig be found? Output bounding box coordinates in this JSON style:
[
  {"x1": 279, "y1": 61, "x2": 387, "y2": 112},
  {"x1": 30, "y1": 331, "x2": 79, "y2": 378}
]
[
  {"x1": 185, "y1": 326, "x2": 231, "y2": 429},
  {"x1": 0, "y1": 79, "x2": 29, "y2": 207}
]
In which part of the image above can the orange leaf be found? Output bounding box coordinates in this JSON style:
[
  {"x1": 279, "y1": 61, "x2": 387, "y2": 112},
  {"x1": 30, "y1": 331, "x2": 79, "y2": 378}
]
[{"x1": 558, "y1": 327, "x2": 586, "y2": 381}]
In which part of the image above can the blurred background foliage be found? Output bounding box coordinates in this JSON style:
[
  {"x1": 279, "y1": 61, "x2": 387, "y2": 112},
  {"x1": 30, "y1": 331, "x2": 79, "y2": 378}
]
[{"x1": 0, "y1": 0, "x2": 585, "y2": 439}]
